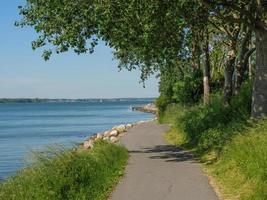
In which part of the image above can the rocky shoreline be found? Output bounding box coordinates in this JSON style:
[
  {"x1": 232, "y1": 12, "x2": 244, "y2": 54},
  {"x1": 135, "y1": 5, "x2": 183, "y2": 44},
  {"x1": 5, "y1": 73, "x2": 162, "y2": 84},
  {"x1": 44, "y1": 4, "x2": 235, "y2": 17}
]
[
  {"x1": 82, "y1": 103, "x2": 157, "y2": 149},
  {"x1": 131, "y1": 103, "x2": 157, "y2": 114},
  {"x1": 82, "y1": 119, "x2": 155, "y2": 149}
]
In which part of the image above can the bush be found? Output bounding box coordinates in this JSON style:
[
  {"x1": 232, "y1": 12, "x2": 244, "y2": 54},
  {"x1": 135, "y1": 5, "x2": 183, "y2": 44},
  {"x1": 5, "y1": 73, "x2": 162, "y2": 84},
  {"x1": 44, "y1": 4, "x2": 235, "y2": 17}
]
[
  {"x1": 161, "y1": 83, "x2": 252, "y2": 152},
  {"x1": 155, "y1": 94, "x2": 171, "y2": 118},
  {"x1": 159, "y1": 83, "x2": 267, "y2": 200},
  {"x1": 172, "y1": 68, "x2": 203, "y2": 105},
  {"x1": 0, "y1": 141, "x2": 128, "y2": 200}
]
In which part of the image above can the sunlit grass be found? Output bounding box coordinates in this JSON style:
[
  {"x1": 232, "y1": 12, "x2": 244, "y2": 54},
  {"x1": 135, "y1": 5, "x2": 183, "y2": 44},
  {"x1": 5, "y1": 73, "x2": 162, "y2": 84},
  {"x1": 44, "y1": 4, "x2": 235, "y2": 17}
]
[
  {"x1": 160, "y1": 85, "x2": 267, "y2": 199},
  {"x1": 0, "y1": 141, "x2": 128, "y2": 200}
]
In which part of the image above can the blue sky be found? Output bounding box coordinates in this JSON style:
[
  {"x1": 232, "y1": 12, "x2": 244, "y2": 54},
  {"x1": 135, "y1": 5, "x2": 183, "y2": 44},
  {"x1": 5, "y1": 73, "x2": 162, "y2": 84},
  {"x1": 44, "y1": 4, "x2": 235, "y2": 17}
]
[{"x1": 0, "y1": 1, "x2": 159, "y2": 98}]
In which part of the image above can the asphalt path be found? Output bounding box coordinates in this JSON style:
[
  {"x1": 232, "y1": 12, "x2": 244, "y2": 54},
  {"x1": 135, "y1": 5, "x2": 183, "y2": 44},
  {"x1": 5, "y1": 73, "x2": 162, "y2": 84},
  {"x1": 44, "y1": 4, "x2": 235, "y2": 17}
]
[{"x1": 111, "y1": 121, "x2": 219, "y2": 200}]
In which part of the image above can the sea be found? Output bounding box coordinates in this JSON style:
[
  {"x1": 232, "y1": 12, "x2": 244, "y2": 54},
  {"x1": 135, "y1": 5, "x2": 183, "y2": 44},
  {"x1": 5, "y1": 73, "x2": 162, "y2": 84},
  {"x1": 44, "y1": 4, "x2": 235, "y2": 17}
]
[{"x1": 0, "y1": 100, "x2": 154, "y2": 180}]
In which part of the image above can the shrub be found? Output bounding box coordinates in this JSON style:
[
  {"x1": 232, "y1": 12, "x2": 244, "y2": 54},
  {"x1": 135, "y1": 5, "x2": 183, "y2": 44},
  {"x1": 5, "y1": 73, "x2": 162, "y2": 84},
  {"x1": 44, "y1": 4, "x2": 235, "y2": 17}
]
[
  {"x1": 161, "y1": 83, "x2": 252, "y2": 152},
  {"x1": 160, "y1": 82, "x2": 267, "y2": 199},
  {"x1": 155, "y1": 94, "x2": 171, "y2": 117},
  {"x1": 172, "y1": 68, "x2": 203, "y2": 105},
  {"x1": 162, "y1": 84, "x2": 267, "y2": 200}
]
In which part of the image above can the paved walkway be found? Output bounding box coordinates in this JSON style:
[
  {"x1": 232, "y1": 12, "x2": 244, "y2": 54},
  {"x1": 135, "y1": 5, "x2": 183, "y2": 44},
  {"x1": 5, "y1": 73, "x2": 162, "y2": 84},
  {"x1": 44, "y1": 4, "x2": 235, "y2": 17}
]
[{"x1": 111, "y1": 121, "x2": 219, "y2": 200}]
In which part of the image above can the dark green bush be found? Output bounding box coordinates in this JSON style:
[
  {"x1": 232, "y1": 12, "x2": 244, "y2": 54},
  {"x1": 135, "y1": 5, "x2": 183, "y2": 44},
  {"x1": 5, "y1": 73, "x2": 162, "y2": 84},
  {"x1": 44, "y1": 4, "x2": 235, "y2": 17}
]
[
  {"x1": 172, "y1": 68, "x2": 203, "y2": 105},
  {"x1": 162, "y1": 83, "x2": 252, "y2": 152},
  {"x1": 155, "y1": 94, "x2": 171, "y2": 117}
]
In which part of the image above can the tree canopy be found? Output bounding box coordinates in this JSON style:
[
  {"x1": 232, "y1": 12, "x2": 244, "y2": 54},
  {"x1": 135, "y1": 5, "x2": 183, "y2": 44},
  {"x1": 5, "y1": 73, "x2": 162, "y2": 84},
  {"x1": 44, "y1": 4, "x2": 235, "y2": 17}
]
[{"x1": 17, "y1": 0, "x2": 267, "y2": 117}]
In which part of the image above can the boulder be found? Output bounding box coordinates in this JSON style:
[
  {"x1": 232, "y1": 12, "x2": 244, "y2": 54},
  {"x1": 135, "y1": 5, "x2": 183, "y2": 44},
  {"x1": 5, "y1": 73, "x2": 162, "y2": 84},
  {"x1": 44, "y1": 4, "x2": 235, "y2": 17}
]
[
  {"x1": 115, "y1": 125, "x2": 127, "y2": 133},
  {"x1": 90, "y1": 134, "x2": 97, "y2": 140},
  {"x1": 83, "y1": 140, "x2": 94, "y2": 149},
  {"x1": 96, "y1": 133, "x2": 103, "y2": 140},
  {"x1": 104, "y1": 131, "x2": 110, "y2": 137},
  {"x1": 109, "y1": 129, "x2": 119, "y2": 137},
  {"x1": 126, "y1": 124, "x2": 133, "y2": 129},
  {"x1": 110, "y1": 136, "x2": 118, "y2": 143}
]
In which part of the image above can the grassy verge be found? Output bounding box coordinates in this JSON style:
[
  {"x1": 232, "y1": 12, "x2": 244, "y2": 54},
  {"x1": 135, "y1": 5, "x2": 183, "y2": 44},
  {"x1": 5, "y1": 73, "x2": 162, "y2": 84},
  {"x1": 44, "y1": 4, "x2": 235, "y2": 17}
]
[
  {"x1": 159, "y1": 87, "x2": 267, "y2": 200},
  {"x1": 0, "y1": 141, "x2": 128, "y2": 200}
]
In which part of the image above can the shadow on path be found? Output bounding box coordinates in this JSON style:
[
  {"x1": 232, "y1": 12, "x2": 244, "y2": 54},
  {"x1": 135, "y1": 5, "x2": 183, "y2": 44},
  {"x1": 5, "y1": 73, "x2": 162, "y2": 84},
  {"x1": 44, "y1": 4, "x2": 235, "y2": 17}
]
[{"x1": 129, "y1": 145, "x2": 196, "y2": 162}]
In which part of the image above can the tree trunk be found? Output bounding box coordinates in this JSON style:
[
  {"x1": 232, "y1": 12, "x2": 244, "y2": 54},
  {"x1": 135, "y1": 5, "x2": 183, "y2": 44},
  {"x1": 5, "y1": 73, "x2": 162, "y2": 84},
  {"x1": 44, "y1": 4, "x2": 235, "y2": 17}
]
[
  {"x1": 235, "y1": 30, "x2": 251, "y2": 93},
  {"x1": 235, "y1": 55, "x2": 247, "y2": 93},
  {"x1": 248, "y1": 40, "x2": 254, "y2": 79},
  {"x1": 235, "y1": 48, "x2": 255, "y2": 92},
  {"x1": 251, "y1": 30, "x2": 267, "y2": 118},
  {"x1": 224, "y1": 49, "x2": 236, "y2": 105},
  {"x1": 203, "y1": 31, "x2": 211, "y2": 105}
]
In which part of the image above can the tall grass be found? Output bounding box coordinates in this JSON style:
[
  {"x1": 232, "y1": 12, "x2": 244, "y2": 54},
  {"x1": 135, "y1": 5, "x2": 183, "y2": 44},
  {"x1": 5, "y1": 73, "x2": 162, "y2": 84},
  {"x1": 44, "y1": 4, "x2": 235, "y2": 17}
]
[
  {"x1": 0, "y1": 141, "x2": 128, "y2": 200},
  {"x1": 208, "y1": 121, "x2": 267, "y2": 200},
  {"x1": 162, "y1": 84, "x2": 252, "y2": 153},
  {"x1": 160, "y1": 84, "x2": 267, "y2": 199}
]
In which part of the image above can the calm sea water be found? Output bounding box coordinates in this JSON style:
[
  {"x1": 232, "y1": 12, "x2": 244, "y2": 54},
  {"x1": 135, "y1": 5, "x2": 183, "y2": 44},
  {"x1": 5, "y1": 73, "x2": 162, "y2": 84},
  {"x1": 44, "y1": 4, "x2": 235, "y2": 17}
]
[{"x1": 0, "y1": 100, "x2": 153, "y2": 180}]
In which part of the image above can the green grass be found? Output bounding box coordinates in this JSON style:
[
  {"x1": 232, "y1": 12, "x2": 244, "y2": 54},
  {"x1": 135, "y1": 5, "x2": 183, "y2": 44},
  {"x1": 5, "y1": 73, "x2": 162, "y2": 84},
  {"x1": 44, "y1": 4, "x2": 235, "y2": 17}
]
[
  {"x1": 207, "y1": 121, "x2": 267, "y2": 200},
  {"x1": 160, "y1": 86, "x2": 267, "y2": 200},
  {"x1": 0, "y1": 141, "x2": 128, "y2": 200}
]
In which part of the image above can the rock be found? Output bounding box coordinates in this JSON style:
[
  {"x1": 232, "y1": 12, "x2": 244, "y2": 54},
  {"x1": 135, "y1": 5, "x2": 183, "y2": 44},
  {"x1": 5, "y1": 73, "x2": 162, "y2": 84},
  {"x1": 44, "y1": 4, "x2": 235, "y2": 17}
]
[
  {"x1": 90, "y1": 134, "x2": 97, "y2": 140},
  {"x1": 82, "y1": 122, "x2": 130, "y2": 148},
  {"x1": 96, "y1": 133, "x2": 103, "y2": 140},
  {"x1": 104, "y1": 131, "x2": 110, "y2": 137},
  {"x1": 110, "y1": 136, "x2": 118, "y2": 143},
  {"x1": 109, "y1": 129, "x2": 119, "y2": 137},
  {"x1": 126, "y1": 124, "x2": 133, "y2": 129},
  {"x1": 131, "y1": 103, "x2": 157, "y2": 114},
  {"x1": 83, "y1": 140, "x2": 94, "y2": 149},
  {"x1": 115, "y1": 125, "x2": 127, "y2": 133}
]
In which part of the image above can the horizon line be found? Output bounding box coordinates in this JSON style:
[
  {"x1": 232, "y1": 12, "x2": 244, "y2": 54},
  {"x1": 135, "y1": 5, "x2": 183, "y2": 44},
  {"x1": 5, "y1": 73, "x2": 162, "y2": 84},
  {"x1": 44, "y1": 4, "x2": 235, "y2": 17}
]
[{"x1": 0, "y1": 97, "x2": 157, "y2": 100}]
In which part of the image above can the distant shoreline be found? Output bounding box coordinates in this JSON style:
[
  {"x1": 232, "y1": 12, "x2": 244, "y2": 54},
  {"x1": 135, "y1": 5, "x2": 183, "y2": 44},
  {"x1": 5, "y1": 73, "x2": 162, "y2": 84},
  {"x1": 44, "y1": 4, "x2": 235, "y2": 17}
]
[
  {"x1": 0, "y1": 98, "x2": 156, "y2": 104},
  {"x1": 131, "y1": 103, "x2": 157, "y2": 114}
]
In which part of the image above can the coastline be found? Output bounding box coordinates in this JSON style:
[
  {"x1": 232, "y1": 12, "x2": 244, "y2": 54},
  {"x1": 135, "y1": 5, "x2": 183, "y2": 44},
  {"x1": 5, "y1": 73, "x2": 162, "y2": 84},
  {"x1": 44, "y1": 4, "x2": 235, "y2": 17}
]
[
  {"x1": 131, "y1": 103, "x2": 157, "y2": 114},
  {"x1": 82, "y1": 103, "x2": 157, "y2": 150},
  {"x1": 0, "y1": 100, "x2": 153, "y2": 180},
  {"x1": 0, "y1": 103, "x2": 156, "y2": 200}
]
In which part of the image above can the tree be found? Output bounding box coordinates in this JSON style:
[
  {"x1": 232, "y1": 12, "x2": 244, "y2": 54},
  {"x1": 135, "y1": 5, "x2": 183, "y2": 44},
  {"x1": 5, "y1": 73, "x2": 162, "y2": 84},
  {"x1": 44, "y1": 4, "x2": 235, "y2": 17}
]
[
  {"x1": 202, "y1": 0, "x2": 267, "y2": 117},
  {"x1": 17, "y1": 0, "x2": 267, "y2": 117},
  {"x1": 203, "y1": 29, "x2": 211, "y2": 105}
]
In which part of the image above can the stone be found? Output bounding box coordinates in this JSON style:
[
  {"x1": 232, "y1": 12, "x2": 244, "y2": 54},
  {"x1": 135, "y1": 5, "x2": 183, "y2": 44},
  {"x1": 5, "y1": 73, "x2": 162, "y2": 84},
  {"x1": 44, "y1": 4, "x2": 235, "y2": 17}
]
[
  {"x1": 104, "y1": 131, "x2": 110, "y2": 137},
  {"x1": 109, "y1": 129, "x2": 119, "y2": 137},
  {"x1": 116, "y1": 125, "x2": 127, "y2": 133},
  {"x1": 126, "y1": 124, "x2": 133, "y2": 129},
  {"x1": 83, "y1": 140, "x2": 94, "y2": 149},
  {"x1": 90, "y1": 134, "x2": 97, "y2": 140},
  {"x1": 96, "y1": 133, "x2": 103, "y2": 140},
  {"x1": 110, "y1": 136, "x2": 118, "y2": 143}
]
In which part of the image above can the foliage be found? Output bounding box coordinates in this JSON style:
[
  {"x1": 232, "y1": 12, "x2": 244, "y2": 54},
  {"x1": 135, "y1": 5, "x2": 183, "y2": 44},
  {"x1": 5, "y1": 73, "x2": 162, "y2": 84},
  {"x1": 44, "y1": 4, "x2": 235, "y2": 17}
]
[
  {"x1": 155, "y1": 95, "x2": 171, "y2": 118},
  {"x1": 172, "y1": 68, "x2": 203, "y2": 104},
  {"x1": 161, "y1": 83, "x2": 252, "y2": 152},
  {"x1": 207, "y1": 121, "x2": 267, "y2": 200},
  {"x1": 17, "y1": 0, "x2": 267, "y2": 116},
  {"x1": 160, "y1": 84, "x2": 267, "y2": 199},
  {"x1": 13, "y1": 1, "x2": 267, "y2": 199},
  {"x1": 0, "y1": 141, "x2": 128, "y2": 200}
]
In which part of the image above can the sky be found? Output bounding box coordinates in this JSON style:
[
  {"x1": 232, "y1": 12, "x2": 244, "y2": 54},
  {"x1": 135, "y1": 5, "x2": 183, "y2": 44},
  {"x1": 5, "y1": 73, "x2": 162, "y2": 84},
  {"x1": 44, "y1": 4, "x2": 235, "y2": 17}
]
[{"x1": 0, "y1": 1, "x2": 159, "y2": 99}]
